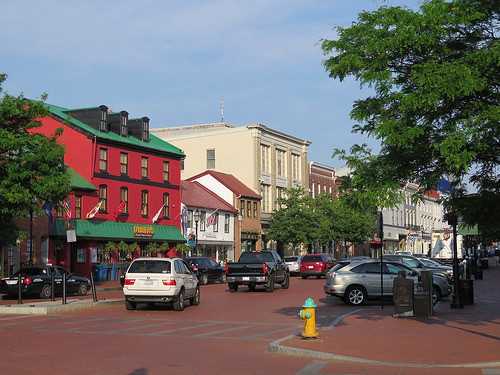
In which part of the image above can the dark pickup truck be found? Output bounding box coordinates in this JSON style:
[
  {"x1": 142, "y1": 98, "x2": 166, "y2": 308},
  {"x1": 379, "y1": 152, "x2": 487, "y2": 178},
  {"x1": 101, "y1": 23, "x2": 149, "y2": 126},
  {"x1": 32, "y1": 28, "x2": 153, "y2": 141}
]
[{"x1": 225, "y1": 251, "x2": 290, "y2": 292}]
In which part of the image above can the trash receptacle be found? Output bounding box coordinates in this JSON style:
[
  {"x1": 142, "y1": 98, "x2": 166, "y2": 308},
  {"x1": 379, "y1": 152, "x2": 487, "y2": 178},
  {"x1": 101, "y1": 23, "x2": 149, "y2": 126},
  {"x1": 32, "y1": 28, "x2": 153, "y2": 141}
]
[
  {"x1": 480, "y1": 258, "x2": 489, "y2": 269},
  {"x1": 459, "y1": 279, "x2": 474, "y2": 305},
  {"x1": 474, "y1": 269, "x2": 483, "y2": 280},
  {"x1": 414, "y1": 292, "x2": 432, "y2": 319}
]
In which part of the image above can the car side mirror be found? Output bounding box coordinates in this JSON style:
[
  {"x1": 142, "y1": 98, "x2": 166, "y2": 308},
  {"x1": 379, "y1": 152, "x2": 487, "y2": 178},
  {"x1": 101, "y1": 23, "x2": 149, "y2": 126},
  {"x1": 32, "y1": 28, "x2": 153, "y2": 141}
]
[
  {"x1": 411, "y1": 271, "x2": 418, "y2": 277},
  {"x1": 119, "y1": 274, "x2": 125, "y2": 287}
]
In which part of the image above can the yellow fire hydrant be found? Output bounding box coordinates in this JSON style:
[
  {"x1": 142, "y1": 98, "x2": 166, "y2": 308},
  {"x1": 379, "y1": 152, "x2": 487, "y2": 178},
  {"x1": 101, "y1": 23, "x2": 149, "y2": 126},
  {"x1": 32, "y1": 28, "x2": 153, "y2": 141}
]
[{"x1": 299, "y1": 297, "x2": 319, "y2": 339}]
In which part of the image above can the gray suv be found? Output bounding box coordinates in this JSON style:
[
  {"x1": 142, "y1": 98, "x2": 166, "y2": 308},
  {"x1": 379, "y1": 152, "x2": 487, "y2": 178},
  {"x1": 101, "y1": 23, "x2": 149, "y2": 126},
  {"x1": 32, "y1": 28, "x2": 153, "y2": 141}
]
[
  {"x1": 384, "y1": 255, "x2": 453, "y2": 281},
  {"x1": 324, "y1": 260, "x2": 451, "y2": 305}
]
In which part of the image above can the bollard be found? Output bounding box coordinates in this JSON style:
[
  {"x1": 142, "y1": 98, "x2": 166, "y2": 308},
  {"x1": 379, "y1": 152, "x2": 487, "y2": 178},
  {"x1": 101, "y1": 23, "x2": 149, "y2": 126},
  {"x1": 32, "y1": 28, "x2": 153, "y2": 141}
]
[
  {"x1": 51, "y1": 271, "x2": 55, "y2": 301},
  {"x1": 17, "y1": 272, "x2": 22, "y2": 305},
  {"x1": 90, "y1": 272, "x2": 98, "y2": 303},
  {"x1": 298, "y1": 297, "x2": 319, "y2": 339},
  {"x1": 62, "y1": 272, "x2": 67, "y2": 305}
]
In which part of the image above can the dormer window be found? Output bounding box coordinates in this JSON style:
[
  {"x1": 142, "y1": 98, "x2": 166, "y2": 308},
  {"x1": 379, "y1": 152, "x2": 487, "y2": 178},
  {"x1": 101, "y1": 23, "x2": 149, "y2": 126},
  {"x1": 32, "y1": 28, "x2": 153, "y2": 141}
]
[
  {"x1": 142, "y1": 118, "x2": 149, "y2": 141},
  {"x1": 120, "y1": 115, "x2": 127, "y2": 136},
  {"x1": 99, "y1": 109, "x2": 107, "y2": 132}
]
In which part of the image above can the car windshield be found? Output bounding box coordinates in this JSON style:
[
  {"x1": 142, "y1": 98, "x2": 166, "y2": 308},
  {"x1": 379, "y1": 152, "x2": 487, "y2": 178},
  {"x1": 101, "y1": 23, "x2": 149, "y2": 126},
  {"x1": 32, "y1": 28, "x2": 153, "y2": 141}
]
[
  {"x1": 302, "y1": 255, "x2": 322, "y2": 263},
  {"x1": 330, "y1": 262, "x2": 349, "y2": 272},
  {"x1": 284, "y1": 257, "x2": 298, "y2": 262},
  {"x1": 188, "y1": 258, "x2": 210, "y2": 267},
  {"x1": 11, "y1": 268, "x2": 45, "y2": 277},
  {"x1": 239, "y1": 252, "x2": 274, "y2": 263},
  {"x1": 420, "y1": 258, "x2": 443, "y2": 267},
  {"x1": 128, "y1": 260, "x2": 171, "y2": 274}
]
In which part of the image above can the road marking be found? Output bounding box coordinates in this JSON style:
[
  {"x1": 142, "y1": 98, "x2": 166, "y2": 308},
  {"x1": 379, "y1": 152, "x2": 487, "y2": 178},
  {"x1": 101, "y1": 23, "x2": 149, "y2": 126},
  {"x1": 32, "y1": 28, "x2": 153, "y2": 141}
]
[
  {"x1": 146, "y1": 322, "x2": 221, "y2": 336},
  {"x1": 296, "y1": 361, "x2": 328, "y2": 375},
  {"x1": 242, "y1": 326, "x2": 300, "y2": 340},
  {"x1": 192, "y1": 324, "x2": 253, "y2": 338}
]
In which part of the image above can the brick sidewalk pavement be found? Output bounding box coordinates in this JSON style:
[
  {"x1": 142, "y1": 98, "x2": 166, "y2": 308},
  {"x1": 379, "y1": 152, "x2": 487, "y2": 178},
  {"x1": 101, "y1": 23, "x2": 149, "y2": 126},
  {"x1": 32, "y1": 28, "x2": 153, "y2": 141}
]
[{"x1": 271, "y1": 264, "x2": 500, "y2": 370}]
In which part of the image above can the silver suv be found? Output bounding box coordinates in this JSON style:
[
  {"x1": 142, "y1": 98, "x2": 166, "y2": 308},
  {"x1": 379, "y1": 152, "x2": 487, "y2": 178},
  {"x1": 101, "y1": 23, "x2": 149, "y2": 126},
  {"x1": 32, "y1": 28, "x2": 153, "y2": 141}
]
[{"x1": 324, "y1": 260, "x2": 451, "y2": 305}]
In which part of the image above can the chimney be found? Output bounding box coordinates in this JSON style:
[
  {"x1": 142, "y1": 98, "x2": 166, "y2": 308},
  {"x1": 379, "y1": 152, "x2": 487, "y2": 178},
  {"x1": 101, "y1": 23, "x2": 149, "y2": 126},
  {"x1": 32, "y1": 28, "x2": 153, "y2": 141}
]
[
  {"x1": 108, "y1": 111, "x2": 128, "y2": 136},
  {"x1": 67, "y1": 105, "x2": 109, "y2": 132},
  {"x1": 128, "y1": 116, "x2": 150, "y2": 142}
]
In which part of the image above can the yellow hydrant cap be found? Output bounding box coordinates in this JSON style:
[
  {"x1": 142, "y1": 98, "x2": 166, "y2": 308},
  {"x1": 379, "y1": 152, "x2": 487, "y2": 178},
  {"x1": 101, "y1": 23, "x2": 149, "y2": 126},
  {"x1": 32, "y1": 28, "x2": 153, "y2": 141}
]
[{"x1": 302, "y1": 297, "x2": 317, "y2": 308}]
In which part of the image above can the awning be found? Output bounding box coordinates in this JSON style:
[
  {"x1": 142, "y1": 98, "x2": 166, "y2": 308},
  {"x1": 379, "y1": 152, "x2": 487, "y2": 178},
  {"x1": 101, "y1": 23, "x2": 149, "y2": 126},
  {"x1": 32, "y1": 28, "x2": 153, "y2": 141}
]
[
  {"x1": 51, "y1": 219, "x2": 185, "y2": 242},
  {"x1": 67, "y1": 167, "x2": 96, "y2": 191}
]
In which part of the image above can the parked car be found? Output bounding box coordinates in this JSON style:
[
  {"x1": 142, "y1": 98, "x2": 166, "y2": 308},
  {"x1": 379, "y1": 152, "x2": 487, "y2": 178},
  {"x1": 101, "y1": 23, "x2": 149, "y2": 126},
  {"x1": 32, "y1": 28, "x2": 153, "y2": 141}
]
[
  {"x1": 284, "y1": 256, "x2": 301, "y2": 275},
  {"x1": 300, "y1": 254, "x2": 335, "y2": 279},
  {"x1": 0, "y1": 266, "x2": 90, "y2": 299},
  {"x1": 225, "y1": 251, "x2": 289, "y2": 292},
  {"x1": 184, "y1": 256, "x2": 225, "y2": 285},
  {"x1": 121, "y1": 257, "x2": 200, "y2": 311},
  {"x1": 324, "y1": 259, "x2": 451, "y2": 306},
  {"x1": 385, "y1": 254, "x2": 453, "y2": 281}
]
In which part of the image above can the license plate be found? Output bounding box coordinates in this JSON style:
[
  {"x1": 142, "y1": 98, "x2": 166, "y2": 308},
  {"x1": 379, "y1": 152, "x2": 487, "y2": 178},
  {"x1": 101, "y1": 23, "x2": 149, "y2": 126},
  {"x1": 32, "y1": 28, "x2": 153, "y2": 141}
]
[
  {"x1": 308, "y1": 266, "x2": 314, "y2": 269},
  {"x1": 6, "y1": 280, "x2": 17, "y2": 285},
  {"x1": 143, "y1": 280, "x2": 154, "y2": 286},
  {"x1": 242, "y1": 277, "x2": 250, "y2": 281}
]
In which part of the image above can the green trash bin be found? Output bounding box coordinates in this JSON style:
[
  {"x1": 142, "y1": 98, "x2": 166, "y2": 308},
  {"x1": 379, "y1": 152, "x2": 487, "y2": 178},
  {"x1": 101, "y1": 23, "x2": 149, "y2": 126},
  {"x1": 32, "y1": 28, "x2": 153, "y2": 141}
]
[{"x1": 459, "y1": 279, "x2": 474, "y2": 305}]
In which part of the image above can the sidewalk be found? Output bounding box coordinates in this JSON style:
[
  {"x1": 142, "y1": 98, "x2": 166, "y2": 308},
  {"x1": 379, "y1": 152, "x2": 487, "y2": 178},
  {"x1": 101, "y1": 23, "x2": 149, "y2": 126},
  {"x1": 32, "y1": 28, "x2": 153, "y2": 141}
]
[{"x1": 270, "y1": 264, "x2": 500, "y2": 369}]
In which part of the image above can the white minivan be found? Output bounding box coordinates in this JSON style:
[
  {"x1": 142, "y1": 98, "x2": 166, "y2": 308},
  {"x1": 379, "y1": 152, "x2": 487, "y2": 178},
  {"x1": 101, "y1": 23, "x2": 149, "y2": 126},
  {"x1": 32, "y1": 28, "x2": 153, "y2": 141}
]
[{"x1": 122, "y1": 257, "x2": 200, "y2": 311}]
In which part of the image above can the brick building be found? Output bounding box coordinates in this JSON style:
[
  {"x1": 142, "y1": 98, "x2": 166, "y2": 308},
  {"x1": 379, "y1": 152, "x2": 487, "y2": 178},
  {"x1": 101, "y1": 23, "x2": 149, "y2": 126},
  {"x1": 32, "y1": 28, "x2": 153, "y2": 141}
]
[{"x1": 309, "y1": 162, "x2": 340, "y2": 199}]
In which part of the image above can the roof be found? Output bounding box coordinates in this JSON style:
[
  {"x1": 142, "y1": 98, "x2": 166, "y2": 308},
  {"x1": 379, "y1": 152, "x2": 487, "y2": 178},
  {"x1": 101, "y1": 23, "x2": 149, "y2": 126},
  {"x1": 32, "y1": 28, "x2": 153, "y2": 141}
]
[
  {"x1": 45, "y1": 103, "x2": 185, "y2": 158},
  {"x1": 67, "y1": 167, "x2": 96, "y2": 191},
  {"x1": 181, "y1": 181, "x2": 237, "y2": 213},
  {"x1": 188, "y1": 170, "x2": 261, "y2": 199},
  {"x1": 51, "y1": 219, "x2": 185, "y2": 242}
]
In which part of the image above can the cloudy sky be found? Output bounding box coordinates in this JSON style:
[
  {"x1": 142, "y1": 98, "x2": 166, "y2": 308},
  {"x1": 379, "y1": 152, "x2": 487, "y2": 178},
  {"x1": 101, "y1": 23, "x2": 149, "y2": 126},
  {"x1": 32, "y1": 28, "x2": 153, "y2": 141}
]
[{"x1": 1, "y1": 0, "x2": 419, "y2": 167}]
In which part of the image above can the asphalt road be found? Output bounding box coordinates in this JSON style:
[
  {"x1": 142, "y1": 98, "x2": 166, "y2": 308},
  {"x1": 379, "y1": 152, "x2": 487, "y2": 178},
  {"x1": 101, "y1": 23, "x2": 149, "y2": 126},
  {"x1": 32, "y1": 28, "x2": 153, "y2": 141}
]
[{"x1": 0, "y1": 277, "x2": 359, "y2": 375}]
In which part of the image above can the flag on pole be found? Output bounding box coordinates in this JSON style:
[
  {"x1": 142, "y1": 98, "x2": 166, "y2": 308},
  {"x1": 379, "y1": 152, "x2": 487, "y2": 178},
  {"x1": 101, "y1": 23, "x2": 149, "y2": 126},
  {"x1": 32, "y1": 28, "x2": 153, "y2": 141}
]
[
  {"x1": 206, "y1": 209, "x2": 219, "y2": 225},
  {"x1": 42, "y1": 201, "x2": 54, "y2": 222},
  {"x1": 61, "y1": 199, "x2": 71, "y2": 219},
  {"x1": 86, "y1": 200, "x2": 103, "y2": 219},
  {"x1": 114, "y1": 201, "x2": 126, "y2": 216},
  {"x1": 152, "y1": 203, "x2": 166, "y2": 224},
  {"x1": 180, "y1": 203, "x2": 188, "y2": 238}
]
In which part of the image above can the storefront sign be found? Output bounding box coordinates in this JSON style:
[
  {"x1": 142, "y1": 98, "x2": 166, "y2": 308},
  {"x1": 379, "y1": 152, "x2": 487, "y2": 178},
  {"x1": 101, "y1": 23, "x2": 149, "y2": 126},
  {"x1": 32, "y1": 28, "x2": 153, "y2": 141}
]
[
  {"x1": 66, "y1": 230, "x2": 76, "y2": 243},
  {"x1": 133, "y1": 225, "x2": 154, "y2": 238}
]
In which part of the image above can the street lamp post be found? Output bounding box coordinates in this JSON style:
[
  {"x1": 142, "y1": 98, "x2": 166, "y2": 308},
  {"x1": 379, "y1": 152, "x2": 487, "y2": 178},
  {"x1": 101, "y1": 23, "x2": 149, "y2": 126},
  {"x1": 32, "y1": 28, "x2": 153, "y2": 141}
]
[
  {"x1": 446, "y1": 210, "x2": 463, "y2": 309},
  {"x1": 194, "y1": 209, "x2": 200, "y2": 256}
]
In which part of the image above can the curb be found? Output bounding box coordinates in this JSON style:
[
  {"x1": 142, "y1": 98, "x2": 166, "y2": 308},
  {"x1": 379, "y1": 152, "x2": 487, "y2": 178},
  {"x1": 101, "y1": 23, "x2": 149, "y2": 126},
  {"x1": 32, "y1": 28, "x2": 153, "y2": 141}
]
[
  {"x1": 267, "y1": 309, "x2": 500, "y2": 369},
  {"x1": 0, "y1": 298, "x2": 122, "y2": 316},
  {"x1": 96, "y1": 287, "x2": 122, "y2": 292}
]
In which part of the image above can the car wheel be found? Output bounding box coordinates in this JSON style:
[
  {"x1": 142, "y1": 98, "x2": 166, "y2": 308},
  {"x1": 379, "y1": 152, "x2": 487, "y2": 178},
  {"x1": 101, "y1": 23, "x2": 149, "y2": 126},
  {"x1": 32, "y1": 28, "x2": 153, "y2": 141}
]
[
  {"x1": 219, "y1": 274, "x2": 226, "y2": 283},
  {"x1": 40, "y1": 285, "x2": 52, "y2": 299},
  {"x1": 190, "y1": 287, "x2": 200, "y2": 306},
  {"x1": 125, "y1": 299, "x2": 136, "y2": 310},
  {"x1": 78, "y1": 284, "x2": 89, "y2": 296},
  {"x1": 228, "y1": 283, "x2": 238, "y2": 293},
  {"x1": 301, "y1": 275, "x2": 308, "y2": 279},
  {"x1": 265, "y1": 276, "x2": 275, "y2": 293},
  {"x1": 173, "y1": 289, "x2": 185, "y2": 311},
  {"x1": 201, "y1": 274, "x2": 208, "y2": 285},
  {"x1": 432, "y1": 285, "x2": 441, "y2": 306},
  {"x1": 316, "y1": 275, "x2": 321, "y2": 279},
  {"x1": 281, "y1": 273, "x2": 290, "y2": 289},
  {"x1": 345, "y1": 286, "x2": 367, "y2": 305}
]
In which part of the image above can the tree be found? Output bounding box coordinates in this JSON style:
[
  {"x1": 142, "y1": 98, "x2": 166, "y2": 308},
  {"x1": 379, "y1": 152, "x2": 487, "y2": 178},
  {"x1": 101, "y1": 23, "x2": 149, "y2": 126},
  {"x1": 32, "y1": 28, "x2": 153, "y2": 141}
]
[
  {"x1": 267, "y1": 188, "x2": 318, "y2": 252},
  {"x1": 0, "y1": 73, "x2": 71, "y2": 244},
  {"x1": 322, "y1": 0, "x2": 499, "y2": 235}
]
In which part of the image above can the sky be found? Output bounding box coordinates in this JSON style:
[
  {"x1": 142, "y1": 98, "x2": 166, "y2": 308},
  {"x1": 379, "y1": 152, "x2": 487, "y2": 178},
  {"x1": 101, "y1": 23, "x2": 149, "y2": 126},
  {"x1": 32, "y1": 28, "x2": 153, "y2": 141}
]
[{"x1": 1, "y1": 0, "x2": 420, "y2": 168}]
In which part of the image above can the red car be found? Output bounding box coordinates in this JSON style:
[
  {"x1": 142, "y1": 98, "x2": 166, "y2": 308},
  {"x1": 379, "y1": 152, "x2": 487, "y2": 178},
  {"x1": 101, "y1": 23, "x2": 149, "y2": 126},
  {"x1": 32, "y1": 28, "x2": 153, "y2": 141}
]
[{"x1": 300, "y1": 254, "x2": 335, "y2": 279}]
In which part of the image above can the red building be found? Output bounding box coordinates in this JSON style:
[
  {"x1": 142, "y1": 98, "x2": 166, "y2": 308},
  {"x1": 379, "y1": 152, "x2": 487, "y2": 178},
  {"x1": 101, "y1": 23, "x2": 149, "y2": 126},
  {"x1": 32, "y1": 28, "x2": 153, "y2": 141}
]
[
  {"x1": 309, "y1": 161, "x2": 340, "y2": 199},
  {"x1": 24, "y1": 104, "x2": 185, "y2": 278}
]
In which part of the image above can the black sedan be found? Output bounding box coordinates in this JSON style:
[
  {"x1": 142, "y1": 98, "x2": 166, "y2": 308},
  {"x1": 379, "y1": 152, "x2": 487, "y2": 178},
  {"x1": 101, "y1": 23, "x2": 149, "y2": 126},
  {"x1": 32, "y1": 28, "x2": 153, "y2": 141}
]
[
  {"x1": 0, "y1": 265, "x2": 91, "y2": 299},
  {"x1": 184, "y1": 257, "x2": 225, "y2": 285}
]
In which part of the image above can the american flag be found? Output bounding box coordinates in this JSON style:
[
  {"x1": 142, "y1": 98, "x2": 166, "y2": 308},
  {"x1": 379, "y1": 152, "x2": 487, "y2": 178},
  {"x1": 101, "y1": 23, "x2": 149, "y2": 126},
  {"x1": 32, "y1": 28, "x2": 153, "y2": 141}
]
[{"x1": 61, "y1": 199, "x2": 71, "y2": 219}]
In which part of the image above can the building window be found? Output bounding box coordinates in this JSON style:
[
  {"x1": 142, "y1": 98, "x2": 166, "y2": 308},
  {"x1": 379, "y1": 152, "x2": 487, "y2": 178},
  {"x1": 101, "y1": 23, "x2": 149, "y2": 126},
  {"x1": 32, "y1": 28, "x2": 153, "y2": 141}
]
[
  {"x1": 240, "y1": 200, "x2": 245, "y2": 217},
  {"x1": 100, "y1": 110, "x2": 107, "y2": 132},
  {"x1": 119, "y1": 153, "x2": 128, "y2": 175},
  {"x1": 260, "y1": 144, "x2": 270, "y2": 174},
  {"x1": 246, "y1": 201, "x2": 251, "y2": 218},
  {"x1": 261, "y1": 184, "x2": 270, "y2": 213},
  {"x1": 163, "y1": 161, "x2": 170, "y2": 183},
  {"x1": 120, "y1": 115, "x2": 127, "y2": 136},
  {"x1": 99, "y1": 185, "x2": 107, "y2": 212},
  {"x1": 120, "y1": 187, "x2": 128, "y2": 214},
  {"x1": 141, "y1": 157, "x2": 148, "y2": 178},
  {"x1": 141, "y1": 190, "x2": 149, "y2": 216},
  {"x1": 99, "y1": 149, "x2": 108, "y2": 172},
  {"x1": 224, "y1": 214, "x2": 230, "y2": 233},
  {"x1": 292, "y1": 154, "x2": 300, "y2": 181},
  {"x1": 207, "y1": 149, "x2": 215, "y2": 169},
  {"x1": 142, "y1": 120, "x2": 149, "y2": 141},
  {"x1": 275, "y1": 187, "x2": 285, "y2": 209},
  {"x1": 253, "y1": 202, "x2": 257, "y2": 218},
  {"x1": 276, "y1": 149, "x2": 286, "y2": 177},
  {"x1": 56, "y1": 204, "x2": 64, "y2": 218},
  {"x1": 213, "y1": 213, "x2": 219, "y2": 232},
  {"x1": 200, "y1": 211, "x2": 206, "y2": 231},
  {"x1": 180, "y1": 159, "x2": 185, "y2": 170},
  {"x1": 187, "y1": 210, "x2": 193, "y2": 229},
  {"x1": 162, "y1": 193, "x2": 169, "y2": 218},
  {"x1": 75, "y1": 195, "x2": 82, "y2": 219}
]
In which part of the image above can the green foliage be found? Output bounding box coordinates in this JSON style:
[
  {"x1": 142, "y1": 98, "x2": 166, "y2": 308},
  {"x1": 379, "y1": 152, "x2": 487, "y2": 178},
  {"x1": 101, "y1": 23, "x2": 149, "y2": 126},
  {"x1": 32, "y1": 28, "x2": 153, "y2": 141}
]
[
  {"x1": 103, "y1": 242, "x2": 117, "y2": 253},
  {"x1": 322, "y1": 1, "x2": 499, "y2": 234},
  {"x1": 175, "y1": 243, "x2": 191, "y2": 254},
  {"x1": 0, "y1": 73, "x2": 71, "y2": 238},
  {"x1": 145, "y1": 242, "x2": 158, "y2": 256},
  {"x1": 128, "y1": 242, "x2": 139, "y2": 254},
  {"x1": 268, "y1": 188, "x2": 376, "y2": 249}
]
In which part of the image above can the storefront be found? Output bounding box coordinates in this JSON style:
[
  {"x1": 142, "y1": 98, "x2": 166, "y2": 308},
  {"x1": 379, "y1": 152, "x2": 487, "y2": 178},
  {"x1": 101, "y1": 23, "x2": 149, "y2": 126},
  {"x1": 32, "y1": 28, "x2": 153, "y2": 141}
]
[{"x1": 50, "y1": 219, "x2": 185, "y2": 279}]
